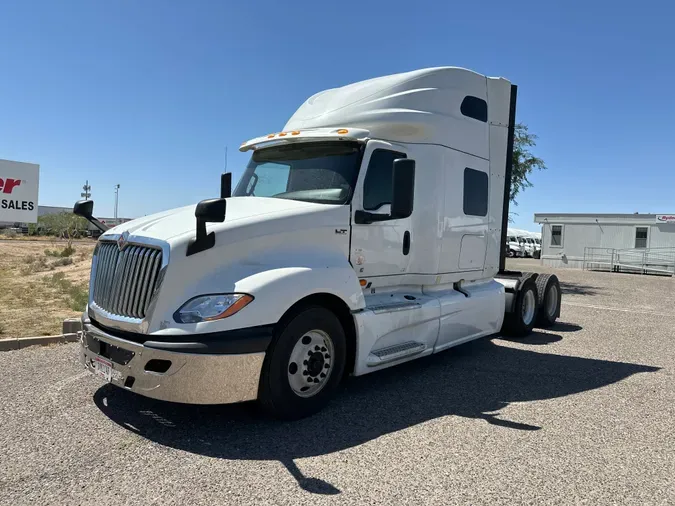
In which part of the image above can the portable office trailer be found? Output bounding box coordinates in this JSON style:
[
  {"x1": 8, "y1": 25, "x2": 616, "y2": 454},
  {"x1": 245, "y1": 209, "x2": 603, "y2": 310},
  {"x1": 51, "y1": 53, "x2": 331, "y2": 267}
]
[{"x1": 534, "y1": 213, "x2": 675, "y2": 269}]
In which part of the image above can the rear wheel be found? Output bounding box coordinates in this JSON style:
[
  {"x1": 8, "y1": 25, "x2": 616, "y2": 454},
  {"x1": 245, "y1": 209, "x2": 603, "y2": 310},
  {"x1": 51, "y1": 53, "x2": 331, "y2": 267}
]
[
  {"x1": 502, "y1": 277, "x2": 539, "y2": 337},
  {"x1": 535, "y1": 274, "x2": 561, "y2": 328},
  {"x1": 258, "y1": 306, "x2": 346, "y2": 420}
]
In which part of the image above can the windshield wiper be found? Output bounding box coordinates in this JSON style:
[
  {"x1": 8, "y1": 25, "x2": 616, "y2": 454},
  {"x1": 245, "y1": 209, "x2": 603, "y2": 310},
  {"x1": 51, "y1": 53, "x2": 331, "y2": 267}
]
[{"x1": 246, "y1": 173, "x2": 259, "y2": 196}]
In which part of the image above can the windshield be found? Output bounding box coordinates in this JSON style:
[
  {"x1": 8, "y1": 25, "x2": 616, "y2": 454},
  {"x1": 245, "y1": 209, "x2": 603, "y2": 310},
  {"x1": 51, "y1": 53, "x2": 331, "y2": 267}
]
[{"x1": 234, "y1": 141, "x2": 362, "y2": 205}]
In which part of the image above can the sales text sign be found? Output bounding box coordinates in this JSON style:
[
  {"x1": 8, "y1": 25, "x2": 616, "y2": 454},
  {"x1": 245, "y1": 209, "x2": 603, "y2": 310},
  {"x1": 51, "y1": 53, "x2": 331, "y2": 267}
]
[{"x1": 0, "y1": 159, "x2": 39, "y2": 223}]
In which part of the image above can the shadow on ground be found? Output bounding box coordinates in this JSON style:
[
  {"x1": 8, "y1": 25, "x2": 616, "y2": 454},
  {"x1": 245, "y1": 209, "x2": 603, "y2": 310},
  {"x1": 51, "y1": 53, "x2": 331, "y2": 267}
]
[
  {"x1": 559, "y1": 281, "x2": 603, "y2": 296},
  {"x1": 500, "y1": 324, "x2": 582, "y2": 345},
  {"x1": 500, "y1": 330, "x2": 564, "y2": 345},
  {"x1": 550, "y1": 322, "x2": 583, "y2": 333},
  {"x1": 94, "y1": 336, "x2": 658, "y2": 495}
]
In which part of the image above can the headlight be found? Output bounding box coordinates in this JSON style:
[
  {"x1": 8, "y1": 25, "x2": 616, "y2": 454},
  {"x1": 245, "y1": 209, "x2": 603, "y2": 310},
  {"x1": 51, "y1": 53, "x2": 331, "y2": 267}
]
[{"x1": 174, "y1": 294, "x2": 254, "y2": 323}]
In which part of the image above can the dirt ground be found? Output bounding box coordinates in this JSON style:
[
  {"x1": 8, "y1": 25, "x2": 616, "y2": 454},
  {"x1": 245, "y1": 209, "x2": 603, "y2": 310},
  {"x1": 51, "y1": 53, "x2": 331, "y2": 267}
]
[{"x1": 0, "y1": 239, "x2": 95, "y2": 338}]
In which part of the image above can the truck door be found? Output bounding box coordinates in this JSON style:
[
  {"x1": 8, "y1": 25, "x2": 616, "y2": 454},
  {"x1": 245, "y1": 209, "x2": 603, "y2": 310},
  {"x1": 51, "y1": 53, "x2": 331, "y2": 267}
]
[{"x1": 349, "y1": 141, "x2": 411, "y2": 286}]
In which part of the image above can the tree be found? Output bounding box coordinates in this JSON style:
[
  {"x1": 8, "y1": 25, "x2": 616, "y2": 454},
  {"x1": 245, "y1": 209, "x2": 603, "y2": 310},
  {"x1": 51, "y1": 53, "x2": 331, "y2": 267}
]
[
  {"x1": 37, "y1": 212, "x2": 90, "y2": 247},
  {"x1": 510, "y1": 123, "x2": 546, "y2": 205}
]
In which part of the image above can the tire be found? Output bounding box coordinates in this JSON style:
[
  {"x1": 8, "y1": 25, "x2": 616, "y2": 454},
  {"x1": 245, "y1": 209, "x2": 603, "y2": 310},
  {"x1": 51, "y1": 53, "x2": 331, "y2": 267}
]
[
  {"x1": 502, "y1": 277, "x2": 539, "y2": 337},
  {"x1": 535, "y1": 274, "x2": 561, "y2": 328},
  {"x1": 258, "y1": 306, "x2": 346, "y2": 420},
  {"x1": 520, "y1": 271, "x2": 536, "y2": 283},
  {"x1": 533, "y1": 250, "x2": 541, "y2": 259}
]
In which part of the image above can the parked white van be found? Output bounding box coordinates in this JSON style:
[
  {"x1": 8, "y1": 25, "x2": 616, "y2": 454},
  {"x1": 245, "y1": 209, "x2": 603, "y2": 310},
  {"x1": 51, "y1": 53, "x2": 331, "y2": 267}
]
[
  {"x1": 523, "y1": 237, "x2": 537, "y2": 257},
  {"x1": 506, "y1": 234, "x2": 525, "y2": 257}
]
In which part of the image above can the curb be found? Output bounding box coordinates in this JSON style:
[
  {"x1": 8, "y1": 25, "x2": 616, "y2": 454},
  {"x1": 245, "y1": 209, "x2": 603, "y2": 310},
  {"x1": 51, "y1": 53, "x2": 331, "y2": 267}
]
[
  {"x1": 0, "y1": 318, "x2": 83, "y2": 352},
  {"x1": 0, "y1": 333, "x2": 80, "y2": 351}
]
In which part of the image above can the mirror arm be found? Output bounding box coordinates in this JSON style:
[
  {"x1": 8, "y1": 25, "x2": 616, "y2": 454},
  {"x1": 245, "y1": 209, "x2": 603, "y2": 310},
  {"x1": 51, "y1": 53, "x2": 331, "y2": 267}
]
[
  {"x1": 85, "y1": 216, "x2": 110, "y2": 233},
  {"x1": 186, "y1": 198, "x2": 226, "y2": 257},
  {"x1": 73, "y1": 200, "x2": 110, "y2": 233},
  {"x1": 187, "y1": 218, "x2": 215, "y2": 256}
]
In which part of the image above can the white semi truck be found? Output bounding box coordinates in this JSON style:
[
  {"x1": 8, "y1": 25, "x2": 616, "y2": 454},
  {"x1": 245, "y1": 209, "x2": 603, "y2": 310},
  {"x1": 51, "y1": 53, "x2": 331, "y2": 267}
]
[{"x1": 74, "y1": 67, "x2": 561, "y2": 419}]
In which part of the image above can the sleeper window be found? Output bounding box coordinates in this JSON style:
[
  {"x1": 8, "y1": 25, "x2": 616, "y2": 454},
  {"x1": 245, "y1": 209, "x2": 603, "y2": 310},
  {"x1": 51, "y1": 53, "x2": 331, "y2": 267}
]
[
  {"x1": 460, "y1": 96, "x2": 488, "y2": 122},
  {"x1": 463, "y1": 168, "x2": 488, "y2": 216}
]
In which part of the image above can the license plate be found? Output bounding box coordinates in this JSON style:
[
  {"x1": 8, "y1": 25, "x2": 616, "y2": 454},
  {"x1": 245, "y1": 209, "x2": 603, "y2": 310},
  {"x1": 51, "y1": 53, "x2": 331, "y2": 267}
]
[{"x1": 93, "y1": 356, "x2": 113, "y2": 382}]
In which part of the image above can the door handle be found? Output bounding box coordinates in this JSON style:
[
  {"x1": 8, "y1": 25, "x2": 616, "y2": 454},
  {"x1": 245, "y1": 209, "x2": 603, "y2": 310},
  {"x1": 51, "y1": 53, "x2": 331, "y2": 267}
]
[{"x1": 403, "y1": 231, "x2": 411, "y2": 255}]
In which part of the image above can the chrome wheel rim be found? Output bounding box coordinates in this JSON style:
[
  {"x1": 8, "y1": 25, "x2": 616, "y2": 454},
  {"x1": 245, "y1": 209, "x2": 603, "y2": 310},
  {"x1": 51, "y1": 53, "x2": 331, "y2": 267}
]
[
  {"x1": 546, "y1": 285, "x2": 558, "y2": 317},
  {"x1": 287, "y1": 329, "x2": 334, "y2": 398},
  {"x1": 522, "y1": 289, "x2": 536, "y2": 326}
]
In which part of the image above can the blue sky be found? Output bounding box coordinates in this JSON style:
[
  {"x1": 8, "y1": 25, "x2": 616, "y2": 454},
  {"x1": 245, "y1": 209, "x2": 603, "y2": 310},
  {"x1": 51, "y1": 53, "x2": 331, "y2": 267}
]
[{"x1": 1, "y1": 0, "x2": 673, "y2": 231}]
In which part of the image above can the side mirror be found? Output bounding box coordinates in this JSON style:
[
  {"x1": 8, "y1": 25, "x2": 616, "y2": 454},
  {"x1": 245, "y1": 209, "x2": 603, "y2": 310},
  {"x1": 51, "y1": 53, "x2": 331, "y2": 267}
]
[
  {"x1": 195, "y1": 198, "x2": 226, "y2": 222},
  {"x1": 187, "y1": 198, "x2": 227, "y2": 256},
  {"x1": 73, "y1": 200, "x2": 94, "y2": 218},
  {"x1": 73, "y1": 199, "x2": 109, "y2": 232},
  {"x1": 220, "y1": 172, "x2": 232, "y2": 199},
  {"x1": 390, "y1": 159, "x2": 415, "y2": 219}
]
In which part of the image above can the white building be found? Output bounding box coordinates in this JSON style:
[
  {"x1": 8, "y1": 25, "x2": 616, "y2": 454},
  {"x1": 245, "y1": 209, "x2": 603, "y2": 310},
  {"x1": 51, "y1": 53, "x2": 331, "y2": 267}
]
[{"x1": 534, "y1": 213, "x2": 675, "y2": 269}]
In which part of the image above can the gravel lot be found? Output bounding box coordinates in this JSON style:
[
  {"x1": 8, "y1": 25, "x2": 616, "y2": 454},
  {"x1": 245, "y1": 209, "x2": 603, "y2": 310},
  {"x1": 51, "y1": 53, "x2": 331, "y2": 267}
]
[{"x1": 1, "y1": 260, "x2": 674, "y2": 505}]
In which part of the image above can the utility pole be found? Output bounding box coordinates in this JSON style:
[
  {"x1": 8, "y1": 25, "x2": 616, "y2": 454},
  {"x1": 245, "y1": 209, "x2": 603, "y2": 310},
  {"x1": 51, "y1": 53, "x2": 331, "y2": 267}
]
[
  {"x1": 81, "y1": 180, "x2": 91, "y2": 200},
  {"x1": 114, "y1": 184, "x2": 120, "y2": 220}
]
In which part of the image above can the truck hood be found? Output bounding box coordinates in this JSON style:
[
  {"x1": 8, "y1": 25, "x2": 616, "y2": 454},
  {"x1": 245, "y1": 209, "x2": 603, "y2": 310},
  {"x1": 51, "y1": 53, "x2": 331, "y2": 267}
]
[{"x1": 101, "y1": 197, "x2": 340, "y2": 242}]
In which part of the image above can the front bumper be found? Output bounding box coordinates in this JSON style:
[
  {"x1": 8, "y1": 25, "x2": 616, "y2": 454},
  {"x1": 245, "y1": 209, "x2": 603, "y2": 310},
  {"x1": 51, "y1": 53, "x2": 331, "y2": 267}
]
[{"x1": 80, "y1": 321, "x2": 266, "y2": 404}]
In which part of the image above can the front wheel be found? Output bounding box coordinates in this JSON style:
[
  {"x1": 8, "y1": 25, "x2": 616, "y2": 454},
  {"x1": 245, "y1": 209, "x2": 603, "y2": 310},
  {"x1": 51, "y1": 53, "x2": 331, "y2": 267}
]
[{"x1": 258, "y1": 306, "x2": 346, "y2": 420}]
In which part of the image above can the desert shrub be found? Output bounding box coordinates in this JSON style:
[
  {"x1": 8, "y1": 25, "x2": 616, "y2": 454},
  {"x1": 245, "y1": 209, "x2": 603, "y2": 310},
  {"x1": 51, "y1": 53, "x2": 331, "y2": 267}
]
[
  {"x1": 45, "y1": 272, "x2": 89, "y2": 311},
  {"x1": 51, "y1": 257, "x2": 74, "y2": 267},
  {"x1": 45, "y1": 246, "x2": 75, "y2": 258}
]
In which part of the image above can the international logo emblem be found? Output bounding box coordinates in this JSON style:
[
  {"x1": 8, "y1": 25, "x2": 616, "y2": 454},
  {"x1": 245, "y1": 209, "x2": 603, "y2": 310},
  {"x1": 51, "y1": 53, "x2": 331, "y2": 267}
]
[{"x1": 117, "y1": 231, "x2": 129, "y2": 251}]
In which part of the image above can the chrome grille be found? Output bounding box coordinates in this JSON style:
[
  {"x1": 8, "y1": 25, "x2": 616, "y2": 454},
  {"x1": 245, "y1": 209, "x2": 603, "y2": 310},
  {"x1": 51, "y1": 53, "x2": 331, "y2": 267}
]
[{"x1": 92, "y1": 241, "x2": 163, "y2": 319}]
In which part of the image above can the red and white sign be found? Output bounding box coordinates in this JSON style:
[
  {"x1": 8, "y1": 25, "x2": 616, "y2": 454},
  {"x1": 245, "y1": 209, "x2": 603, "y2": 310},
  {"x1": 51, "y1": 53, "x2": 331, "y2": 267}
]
[
  {"x1": 656, "y1": 215, "x2": 675, "y2": 224},
  {"x1": 0, "y1": 159, "x2": 39, "y2": 224}
]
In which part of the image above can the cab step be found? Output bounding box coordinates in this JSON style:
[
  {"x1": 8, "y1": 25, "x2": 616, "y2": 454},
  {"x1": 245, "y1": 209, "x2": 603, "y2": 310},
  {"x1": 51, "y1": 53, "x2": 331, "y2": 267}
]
[{"x1": 367, "y1": 341, "x2": 426, "y2": 367}]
